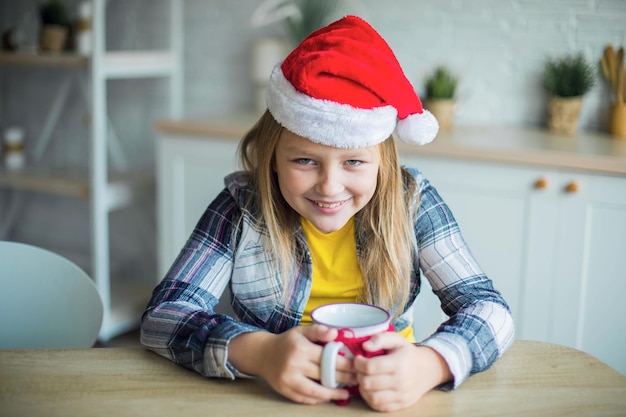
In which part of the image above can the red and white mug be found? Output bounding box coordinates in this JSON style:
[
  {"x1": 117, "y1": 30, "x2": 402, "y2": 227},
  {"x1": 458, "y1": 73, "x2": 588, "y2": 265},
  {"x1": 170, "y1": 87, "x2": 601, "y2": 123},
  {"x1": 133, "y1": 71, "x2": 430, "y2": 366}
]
[{"x1": 311, "y1": 302, "x2": 393, "y2": 388}]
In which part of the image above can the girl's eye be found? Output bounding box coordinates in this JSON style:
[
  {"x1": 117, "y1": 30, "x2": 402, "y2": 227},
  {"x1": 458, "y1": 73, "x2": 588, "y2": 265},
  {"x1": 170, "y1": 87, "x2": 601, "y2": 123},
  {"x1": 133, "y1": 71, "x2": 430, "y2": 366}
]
[
  {"x1": 295, "y1": 158, "x2": 314, "y2": 165},
  {"x1": 345, "y1": 160, "x2": 362, "y2": 166}
]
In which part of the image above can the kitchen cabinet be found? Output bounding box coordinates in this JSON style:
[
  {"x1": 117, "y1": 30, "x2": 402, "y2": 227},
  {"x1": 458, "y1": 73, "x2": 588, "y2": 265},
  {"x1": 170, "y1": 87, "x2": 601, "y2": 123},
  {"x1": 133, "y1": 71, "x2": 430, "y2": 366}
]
[
  {"x1": 157, "y1": 133, "x2": 240, "y2": 277},
  {"x1": 400, "y1": 154, "x2": 626, "y2": 375},
  {"x1": 157, "y1": 120, "x2": 626, "y2": 374},
  {"x1": 0, "y1": 0, "x2": 183, "y2": 342}
]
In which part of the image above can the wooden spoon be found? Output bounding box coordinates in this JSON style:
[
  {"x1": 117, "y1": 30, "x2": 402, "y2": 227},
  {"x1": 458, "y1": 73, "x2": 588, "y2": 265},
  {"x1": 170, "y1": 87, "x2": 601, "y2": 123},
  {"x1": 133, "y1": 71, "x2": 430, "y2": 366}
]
[
  {"x1": 602, "y1": 46, "x2": 613, "y2": 86},
  {"x1": 604, "y1": 45, "x2": 617, "y2": 89},
  {"x1": 601, "y1": 55, "x2": 611, "y2": 84},
  {"x1": 615, "y1": 47, "x2": 624, "y2": 104}
]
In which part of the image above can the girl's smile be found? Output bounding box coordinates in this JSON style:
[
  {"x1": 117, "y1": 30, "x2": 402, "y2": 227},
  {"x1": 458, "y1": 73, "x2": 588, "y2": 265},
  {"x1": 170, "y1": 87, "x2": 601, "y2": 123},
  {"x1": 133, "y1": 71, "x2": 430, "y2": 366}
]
[
  {"x1": 275, "y1": 129, "x2": 381, "y2": 234},
  {"x1": 311, "y1": 198, "x2": 348, "y2": 210}
]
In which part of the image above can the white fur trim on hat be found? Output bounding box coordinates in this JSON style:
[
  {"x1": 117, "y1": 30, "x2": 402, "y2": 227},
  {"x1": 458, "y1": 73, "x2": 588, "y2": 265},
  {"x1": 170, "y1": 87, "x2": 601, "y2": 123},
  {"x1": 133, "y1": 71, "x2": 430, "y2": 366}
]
[
  {"x1": 266, "y1": 65, "x2": 398, "y2": 149},
  {"x1": 394, "y1": 110, "x2": 439, "y2": 146}
]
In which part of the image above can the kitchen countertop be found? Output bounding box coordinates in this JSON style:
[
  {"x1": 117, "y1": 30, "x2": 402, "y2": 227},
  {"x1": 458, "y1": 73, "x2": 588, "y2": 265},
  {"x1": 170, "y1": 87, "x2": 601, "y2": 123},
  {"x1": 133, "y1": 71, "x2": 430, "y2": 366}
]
[{"x1": 156, "y1": 113, "x2": 626, "y2": 176}]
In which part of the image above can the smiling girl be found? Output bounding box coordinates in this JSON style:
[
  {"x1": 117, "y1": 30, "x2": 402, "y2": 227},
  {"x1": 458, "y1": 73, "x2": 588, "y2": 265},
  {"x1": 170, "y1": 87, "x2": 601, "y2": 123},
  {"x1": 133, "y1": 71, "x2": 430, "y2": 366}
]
[{"x1": 141, "y1": 15, "x2": 514, "y2": 412}]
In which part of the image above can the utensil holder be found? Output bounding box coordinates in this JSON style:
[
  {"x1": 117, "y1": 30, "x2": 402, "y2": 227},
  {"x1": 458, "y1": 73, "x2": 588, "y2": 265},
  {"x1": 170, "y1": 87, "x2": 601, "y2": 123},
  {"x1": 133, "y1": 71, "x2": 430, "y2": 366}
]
[{"x1": 609, "y1": 103, "x2": 626, "y2": 139}]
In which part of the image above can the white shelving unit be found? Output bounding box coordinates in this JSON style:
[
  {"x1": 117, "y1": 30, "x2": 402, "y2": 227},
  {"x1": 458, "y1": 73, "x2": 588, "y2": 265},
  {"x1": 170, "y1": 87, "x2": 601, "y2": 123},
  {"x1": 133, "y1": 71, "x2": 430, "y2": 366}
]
[{"x1": 0, "y1": 0, "x2": 183, "y2": 342}]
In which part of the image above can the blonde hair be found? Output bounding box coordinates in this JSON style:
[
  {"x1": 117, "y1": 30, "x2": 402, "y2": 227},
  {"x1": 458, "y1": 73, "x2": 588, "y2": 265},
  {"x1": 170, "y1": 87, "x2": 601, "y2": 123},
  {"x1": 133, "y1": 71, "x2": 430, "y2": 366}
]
[{"x1": 239, "y1": 110, "x2": 418, "y2": 316}]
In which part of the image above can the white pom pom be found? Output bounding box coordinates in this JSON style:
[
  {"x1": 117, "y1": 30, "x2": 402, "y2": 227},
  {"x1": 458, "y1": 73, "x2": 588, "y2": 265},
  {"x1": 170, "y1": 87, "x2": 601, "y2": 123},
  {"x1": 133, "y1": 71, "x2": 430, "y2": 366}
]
[{"x1": 394, "y1": 110, "x2": 439, "y2": 145}]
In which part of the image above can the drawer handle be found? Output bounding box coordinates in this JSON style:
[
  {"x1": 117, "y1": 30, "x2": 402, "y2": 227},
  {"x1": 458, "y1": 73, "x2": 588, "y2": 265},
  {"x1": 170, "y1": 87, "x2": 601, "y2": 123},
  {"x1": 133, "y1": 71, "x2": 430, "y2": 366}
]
[
  {"x1": 534, "y1": 177, "x2": 548, "y2": 189},
  {"x1": 565, "y1": 181, "x2": 579, "y2": 193}
]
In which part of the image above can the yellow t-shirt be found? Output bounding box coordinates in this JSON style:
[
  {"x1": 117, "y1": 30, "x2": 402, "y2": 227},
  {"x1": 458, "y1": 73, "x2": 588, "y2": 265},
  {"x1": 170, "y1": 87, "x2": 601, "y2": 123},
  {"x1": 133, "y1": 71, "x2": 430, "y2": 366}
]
[{"x1": 300, "y1": 217, "x2": 415, "y2": 342}]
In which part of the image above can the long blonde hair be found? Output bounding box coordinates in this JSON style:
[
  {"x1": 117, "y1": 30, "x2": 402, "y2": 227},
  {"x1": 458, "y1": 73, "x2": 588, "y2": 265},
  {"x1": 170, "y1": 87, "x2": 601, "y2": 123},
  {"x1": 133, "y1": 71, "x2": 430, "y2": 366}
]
[{"x1": 239, "y1": 110, "x2": 418, "y2": 316}]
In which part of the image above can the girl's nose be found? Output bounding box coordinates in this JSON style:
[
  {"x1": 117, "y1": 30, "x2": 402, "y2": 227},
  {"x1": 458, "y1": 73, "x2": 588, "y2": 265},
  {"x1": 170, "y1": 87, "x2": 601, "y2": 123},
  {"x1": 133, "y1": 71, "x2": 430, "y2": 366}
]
[{"x1": 317, "y1": 166, "x2": 344, "y2": 196}]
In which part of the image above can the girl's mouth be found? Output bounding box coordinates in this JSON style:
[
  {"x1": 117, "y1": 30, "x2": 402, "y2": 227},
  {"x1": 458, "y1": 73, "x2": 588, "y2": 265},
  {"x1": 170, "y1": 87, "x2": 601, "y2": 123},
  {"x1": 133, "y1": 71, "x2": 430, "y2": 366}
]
[{"x1": 315, "y1": 201, "x2": 343, "y2": 209}]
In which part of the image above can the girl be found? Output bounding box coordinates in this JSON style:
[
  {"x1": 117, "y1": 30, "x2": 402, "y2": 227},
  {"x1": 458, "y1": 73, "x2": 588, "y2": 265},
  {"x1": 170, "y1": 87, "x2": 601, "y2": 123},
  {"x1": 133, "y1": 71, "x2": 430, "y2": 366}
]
[{"x1": 141, "y1": 15, "x2": 514, "y2": 412}]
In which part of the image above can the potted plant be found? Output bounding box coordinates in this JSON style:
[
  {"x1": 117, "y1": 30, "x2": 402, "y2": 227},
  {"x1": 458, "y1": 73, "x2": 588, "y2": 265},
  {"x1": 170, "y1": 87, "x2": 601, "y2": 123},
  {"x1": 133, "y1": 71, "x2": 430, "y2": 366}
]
[
  {"x1": 251, "y1": 0, "x2": 341, "y2": 46},
  {"x1": 283, "y1": 0, "x2": 339, "y2": 46},
  {"x1": 543, "y1": 53, "x2": 596, "y2": 135},
  {"x1": 39, "y1": 0, "x2": 70, "y2": 53},
  {"x1": 423, "y1": 66, "x2": 459, "y2": 130},
  {"x1": 249, "y1": 0, "x2": 342, "y2": 113}
]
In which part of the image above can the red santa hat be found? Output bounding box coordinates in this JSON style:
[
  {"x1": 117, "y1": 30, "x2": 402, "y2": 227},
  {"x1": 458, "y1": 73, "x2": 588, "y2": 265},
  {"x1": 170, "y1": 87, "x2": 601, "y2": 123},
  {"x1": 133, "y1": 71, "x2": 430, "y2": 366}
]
[{"x1": 265, "y1": 15, "x2": 438, "y2": 148}]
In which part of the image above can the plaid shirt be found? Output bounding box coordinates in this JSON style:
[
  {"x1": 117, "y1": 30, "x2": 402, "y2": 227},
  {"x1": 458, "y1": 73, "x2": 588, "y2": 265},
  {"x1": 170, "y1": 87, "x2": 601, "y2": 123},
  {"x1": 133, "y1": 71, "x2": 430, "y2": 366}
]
[{"x1": 141, "y1": 168, "x2": 514, "y2": 388}]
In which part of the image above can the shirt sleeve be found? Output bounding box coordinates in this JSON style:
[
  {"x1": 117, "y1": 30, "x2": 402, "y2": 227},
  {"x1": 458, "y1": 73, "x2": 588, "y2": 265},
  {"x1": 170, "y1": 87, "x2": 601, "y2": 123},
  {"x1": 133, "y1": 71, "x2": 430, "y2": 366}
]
[
  {"x1": 140, "y1": 188, "x2": 261, "y2": 380},
  {"x1": 411, "y1": 169, "x2": 515, "y2": 388}
]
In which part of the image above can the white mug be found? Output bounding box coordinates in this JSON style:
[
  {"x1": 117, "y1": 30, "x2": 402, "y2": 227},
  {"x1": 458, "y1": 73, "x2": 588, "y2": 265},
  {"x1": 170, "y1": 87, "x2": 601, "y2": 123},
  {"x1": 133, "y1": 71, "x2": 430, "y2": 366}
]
[{"x1": 311, "y1": 303, "x2": 391, "y2": 388}]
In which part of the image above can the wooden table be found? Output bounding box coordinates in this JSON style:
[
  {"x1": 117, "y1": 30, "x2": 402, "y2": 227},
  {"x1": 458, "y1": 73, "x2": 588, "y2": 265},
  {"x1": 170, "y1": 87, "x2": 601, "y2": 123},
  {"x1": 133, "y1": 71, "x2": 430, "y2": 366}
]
[{"x1": 1, "y1": 340, "x2": 624, "y2": 416}]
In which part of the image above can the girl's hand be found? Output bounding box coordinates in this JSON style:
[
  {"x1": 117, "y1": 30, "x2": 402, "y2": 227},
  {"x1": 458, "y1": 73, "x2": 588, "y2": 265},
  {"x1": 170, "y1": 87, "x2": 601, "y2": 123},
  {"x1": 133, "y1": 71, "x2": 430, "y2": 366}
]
[
  {"x1": 354, "y1": 332, "x2": 453, "y2": 412},
  {"x1": 228, "y1": 325, "x2": 356, "y2": 405}
]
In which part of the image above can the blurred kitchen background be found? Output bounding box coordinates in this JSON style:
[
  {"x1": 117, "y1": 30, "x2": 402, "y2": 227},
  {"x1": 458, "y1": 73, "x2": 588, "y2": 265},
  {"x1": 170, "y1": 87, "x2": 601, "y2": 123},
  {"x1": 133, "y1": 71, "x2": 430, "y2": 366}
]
[
  {"x1": 2, "y1": 0, "x2": 624, "y2": 166},
  {"x1": 1, "y1": 0, "x2": 625, "y2": 363}
]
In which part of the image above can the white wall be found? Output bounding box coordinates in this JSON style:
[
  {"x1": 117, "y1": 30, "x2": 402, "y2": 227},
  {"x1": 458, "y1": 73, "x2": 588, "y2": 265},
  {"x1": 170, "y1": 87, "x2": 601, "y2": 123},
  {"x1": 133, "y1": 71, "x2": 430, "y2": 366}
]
[{"x1": 180, "y1": 0, "x2": 625, "y2": 131}]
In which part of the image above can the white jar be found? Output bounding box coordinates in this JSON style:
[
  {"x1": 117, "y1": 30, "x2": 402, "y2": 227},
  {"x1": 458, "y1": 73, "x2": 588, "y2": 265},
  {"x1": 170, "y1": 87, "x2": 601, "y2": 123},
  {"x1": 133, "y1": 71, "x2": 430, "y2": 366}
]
[
  {"x1": 3, "y1": 127, "x2": 25, "y2": 171},
  {"x1": 76, "y1": 1, "x2": 92, "y2": 55}
]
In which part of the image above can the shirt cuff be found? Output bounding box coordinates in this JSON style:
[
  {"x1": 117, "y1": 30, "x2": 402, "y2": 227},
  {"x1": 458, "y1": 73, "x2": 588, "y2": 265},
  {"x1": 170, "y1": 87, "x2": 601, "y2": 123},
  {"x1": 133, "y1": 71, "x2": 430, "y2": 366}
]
[
  {"x1": 204, "y1": 321, "x2": 263, "y2": 380},
  {"x1": 418, "y1": 332, "x2": 472, "y2": 389}
]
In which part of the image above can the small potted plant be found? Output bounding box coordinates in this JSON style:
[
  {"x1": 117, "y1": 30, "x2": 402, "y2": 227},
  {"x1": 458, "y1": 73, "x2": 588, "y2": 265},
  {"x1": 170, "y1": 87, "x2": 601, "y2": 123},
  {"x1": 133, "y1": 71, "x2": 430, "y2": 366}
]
[
  {"x1": 543, "y1": 53, "x2": 596, "y2": 135},
  {"x1": 423, "y1": 66, "x2": 459, "y2": 130},
  {"x1": 39, "y1": 0, "x2": 70, "y2": 53}
]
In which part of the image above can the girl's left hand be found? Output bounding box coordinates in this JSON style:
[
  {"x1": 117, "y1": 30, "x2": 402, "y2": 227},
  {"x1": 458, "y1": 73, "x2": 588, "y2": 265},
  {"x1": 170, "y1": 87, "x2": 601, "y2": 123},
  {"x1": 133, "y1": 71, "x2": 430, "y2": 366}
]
[{"x1": 353, "y1": 332, "x2": 453, "y2": 412}]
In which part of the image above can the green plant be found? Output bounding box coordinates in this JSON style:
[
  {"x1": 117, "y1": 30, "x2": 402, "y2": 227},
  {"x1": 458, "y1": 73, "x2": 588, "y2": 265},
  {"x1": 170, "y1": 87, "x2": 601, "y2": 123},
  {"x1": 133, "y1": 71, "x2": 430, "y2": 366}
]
[
  {"x1": 543, "y1": 53, "x2": 596, "y2": 97},
  {"x1": 39, "y1": 0, "x2": 70, "y2": 27},
  {"x1": 424, "y1": 66, "x2": 459, "y2": 100},
  {"x1": 284, "y1": 0, "x2": 339, "y2": 45}
]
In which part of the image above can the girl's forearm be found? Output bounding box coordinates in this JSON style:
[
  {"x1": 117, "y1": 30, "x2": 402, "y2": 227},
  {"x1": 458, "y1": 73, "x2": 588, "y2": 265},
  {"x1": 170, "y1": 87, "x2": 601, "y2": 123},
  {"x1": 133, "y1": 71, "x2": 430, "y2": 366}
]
[
  {"x1": 228, "y1": 331, "x2": 276, "y2": 376},
  {"x1": 416, "y1": 346, "x2": 453, "y2": 388}
]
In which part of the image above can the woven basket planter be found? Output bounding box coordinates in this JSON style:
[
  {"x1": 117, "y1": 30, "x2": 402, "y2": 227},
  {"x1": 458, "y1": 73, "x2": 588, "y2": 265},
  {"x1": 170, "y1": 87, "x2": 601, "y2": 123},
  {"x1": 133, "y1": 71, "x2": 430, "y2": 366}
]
[{"x1": 548, "y1": 96, "x2": 582, "y2": 135}]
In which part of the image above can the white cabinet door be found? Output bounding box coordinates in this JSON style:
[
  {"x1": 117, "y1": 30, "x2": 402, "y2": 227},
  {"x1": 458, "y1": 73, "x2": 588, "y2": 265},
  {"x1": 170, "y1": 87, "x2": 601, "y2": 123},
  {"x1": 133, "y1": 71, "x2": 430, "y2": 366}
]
[
  {"x1": 157, "y1": 134, "x2": 239, "y2": 277},
  {"x1": 400, "y1": 155, "x2": 532, "y2": 341},
  {"x1": 525, "y1": 171, "x2": 589, "y2": 345},
  {"x1": 552, "y1": 172, "x2": 626, "y2": 375}
]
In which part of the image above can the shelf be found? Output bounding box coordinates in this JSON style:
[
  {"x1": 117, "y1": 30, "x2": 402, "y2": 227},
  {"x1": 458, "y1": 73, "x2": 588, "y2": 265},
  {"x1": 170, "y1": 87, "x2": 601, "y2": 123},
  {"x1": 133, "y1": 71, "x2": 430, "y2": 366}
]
[
  {"x1": 0, "y1": 50, "x2": 176, "y2": 79},
  {"x1": 0, "y1": 167, "x2": 154, "y2": 210},
  {"x1": 0, "y1": 0, "x2": 183, "y2": 343},
  {"x1": 103, "y1": 51, "x2": 178, "y2": 79},
  {"x1": 0, "y1": 51, "x2": 89, "y2": 68}
]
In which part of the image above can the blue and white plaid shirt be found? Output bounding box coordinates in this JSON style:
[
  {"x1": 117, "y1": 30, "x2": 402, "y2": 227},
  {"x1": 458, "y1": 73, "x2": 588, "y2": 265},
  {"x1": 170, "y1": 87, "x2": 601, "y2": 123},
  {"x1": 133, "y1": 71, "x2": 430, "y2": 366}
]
[{"x1": 141, "y1": 168, "x2": 514, "y2": 388}]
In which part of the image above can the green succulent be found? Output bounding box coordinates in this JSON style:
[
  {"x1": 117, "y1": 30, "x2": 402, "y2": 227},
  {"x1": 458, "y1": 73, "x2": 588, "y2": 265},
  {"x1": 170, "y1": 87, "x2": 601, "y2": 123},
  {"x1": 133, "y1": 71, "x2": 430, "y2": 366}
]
[
  {"x1": 543, "y1": 53, "x2": 596, "y2": 97},
  {"x1": 425, "y1": 66, "x2": 459, "y2": 100},
  {"x1": 39, "y1": 0, "x2": 70, "y2": 27}
]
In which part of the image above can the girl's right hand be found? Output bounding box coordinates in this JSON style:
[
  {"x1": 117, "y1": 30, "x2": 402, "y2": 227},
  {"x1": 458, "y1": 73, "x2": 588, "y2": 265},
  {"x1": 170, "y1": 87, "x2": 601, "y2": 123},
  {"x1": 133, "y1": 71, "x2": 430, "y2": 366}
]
[{"x1": 228, "y1": 325, "x2": 355, "y2": 405}]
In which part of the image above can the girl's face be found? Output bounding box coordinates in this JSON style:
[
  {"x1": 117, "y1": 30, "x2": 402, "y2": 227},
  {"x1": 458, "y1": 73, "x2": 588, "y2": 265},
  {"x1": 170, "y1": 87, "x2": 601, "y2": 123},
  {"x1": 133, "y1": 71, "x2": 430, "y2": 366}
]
[{"x1": 274, "y1": 129, "x2": 381, "y2": 234}]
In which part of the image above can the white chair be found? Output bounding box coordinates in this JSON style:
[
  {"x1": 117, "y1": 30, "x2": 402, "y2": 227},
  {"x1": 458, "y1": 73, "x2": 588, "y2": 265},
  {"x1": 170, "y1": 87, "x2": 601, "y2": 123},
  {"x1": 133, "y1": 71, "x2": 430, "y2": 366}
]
[{"x1": 0, "y1": 241, "x2": 103, "y2": 348}]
